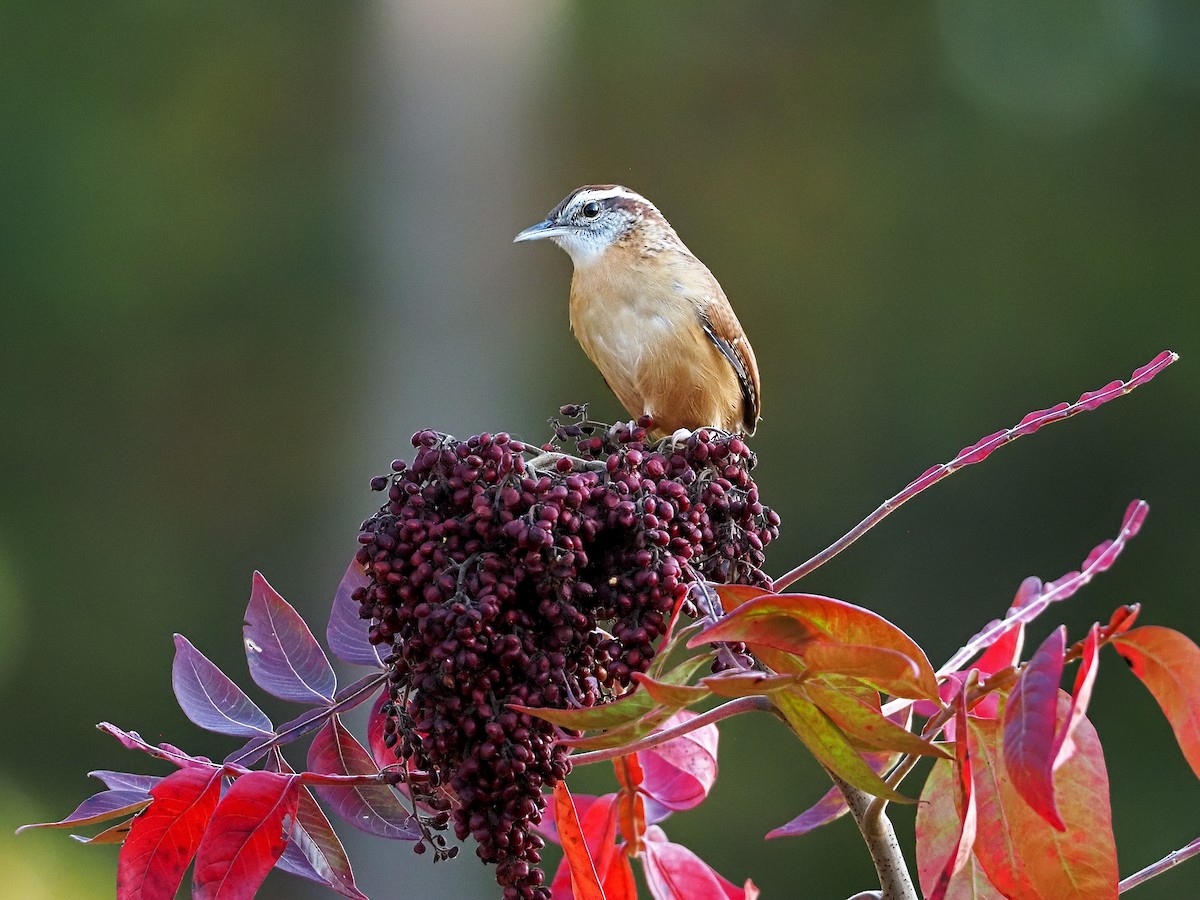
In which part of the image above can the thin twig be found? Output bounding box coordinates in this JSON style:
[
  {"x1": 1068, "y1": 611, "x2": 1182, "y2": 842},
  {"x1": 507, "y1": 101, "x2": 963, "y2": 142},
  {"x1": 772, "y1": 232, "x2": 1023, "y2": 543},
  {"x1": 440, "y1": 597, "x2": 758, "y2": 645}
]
[
  {"x1": 1119, "y1": 836, "x2": 1200, "y2": 893},
  {"x1": 771, "y1": 351, "x2": 1176, "y2": 593}
]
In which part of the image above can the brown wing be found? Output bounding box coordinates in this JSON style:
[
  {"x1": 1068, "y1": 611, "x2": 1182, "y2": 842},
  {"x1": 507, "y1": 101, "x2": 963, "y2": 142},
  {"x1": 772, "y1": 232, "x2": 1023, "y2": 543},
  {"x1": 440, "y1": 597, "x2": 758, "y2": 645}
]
[{"x1": 698, "y1": 291, "x2": 761, "y2": 435}]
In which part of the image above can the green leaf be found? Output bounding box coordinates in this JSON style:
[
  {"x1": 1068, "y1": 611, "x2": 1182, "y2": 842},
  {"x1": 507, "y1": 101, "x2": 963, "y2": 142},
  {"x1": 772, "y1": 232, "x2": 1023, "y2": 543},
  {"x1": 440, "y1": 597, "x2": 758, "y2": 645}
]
[
  {"x1": 805, "y1": 682, "x2": 949, "y2": 758},
  {"x1": 563, "y1": 707, "x2": 678, "y2": 752},
  {"x1": 514, "y1": 687, "x2": 659, "y2": 732},
  {"x1": 773, "y1": 690, "x2": 910, "y2": 803}
]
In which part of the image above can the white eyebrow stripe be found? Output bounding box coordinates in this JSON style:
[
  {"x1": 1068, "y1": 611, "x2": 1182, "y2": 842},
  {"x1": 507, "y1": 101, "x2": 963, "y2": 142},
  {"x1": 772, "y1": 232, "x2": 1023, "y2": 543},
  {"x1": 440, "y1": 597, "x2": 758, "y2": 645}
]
[{"x1": 570, "y1": 186, "x2": 656, "y2": 211}]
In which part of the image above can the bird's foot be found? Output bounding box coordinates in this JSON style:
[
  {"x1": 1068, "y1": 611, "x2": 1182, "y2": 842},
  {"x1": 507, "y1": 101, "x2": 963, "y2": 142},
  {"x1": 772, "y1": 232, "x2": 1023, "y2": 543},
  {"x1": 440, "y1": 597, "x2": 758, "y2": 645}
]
[{"x1": 668, "y1": 427, "x2": 694, "y2": 446}]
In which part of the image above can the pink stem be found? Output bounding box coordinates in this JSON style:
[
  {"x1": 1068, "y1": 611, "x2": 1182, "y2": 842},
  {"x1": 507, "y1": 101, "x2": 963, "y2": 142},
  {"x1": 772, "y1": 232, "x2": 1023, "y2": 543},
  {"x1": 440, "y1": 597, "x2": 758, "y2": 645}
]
[{"x1": 772, "y1": 351, "x2": 1176, "y2": 593}]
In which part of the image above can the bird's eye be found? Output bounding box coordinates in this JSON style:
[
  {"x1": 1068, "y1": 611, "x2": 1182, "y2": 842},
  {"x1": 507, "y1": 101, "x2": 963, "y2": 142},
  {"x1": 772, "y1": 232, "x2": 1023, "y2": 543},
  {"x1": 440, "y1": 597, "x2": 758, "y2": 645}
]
[{"x1": 581, "y1": 201, "x2": 602, "y2": 219}]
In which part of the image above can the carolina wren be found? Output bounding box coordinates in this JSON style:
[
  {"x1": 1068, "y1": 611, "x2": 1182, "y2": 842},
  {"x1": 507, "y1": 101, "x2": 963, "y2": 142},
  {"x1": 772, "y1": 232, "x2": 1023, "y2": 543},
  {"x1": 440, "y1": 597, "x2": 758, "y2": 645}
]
[{"x1": 514, "y1": 185, "x2": 760, "y2": 437}]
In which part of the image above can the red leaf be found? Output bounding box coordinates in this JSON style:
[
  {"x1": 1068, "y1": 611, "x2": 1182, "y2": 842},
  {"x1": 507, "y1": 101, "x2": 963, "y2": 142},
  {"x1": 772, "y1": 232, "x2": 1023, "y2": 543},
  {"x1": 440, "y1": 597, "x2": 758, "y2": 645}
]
[
  {"x1": 637, "y1": 711, "x2": 720, "y2": 813},
  {"x1": 916, "y1": 759, "x2": 1004, "y2": 900},
  {"x1": 971, "y1": 705, "x2": 1117, "y2": 899},
  {"x1": 306, "y1": 716, "x2": 419, "y2": 840},
  {"x1": 600, "y1": 854, "x2": 638, "y2": 900},
  {"x1": 172, "y1": 634, "x2": 274, "y2": 738},
  {"x1": 546, "y1": 794, "x2": 634, "y2": 900},
  {"x1": 641, "y1": 826, "x2": 757, "y2": 900},
  {"x1": 972, "y1": 619, "x2": 1024, "y2": 676},
  {"x1": 1113, "y1": 626, "x2": 1200, "y2": 781},
  {"x1": 553, "y1": 781, "x2": 606, "y2": 900},
  {"x1": 1002, "y1": 627, "x2": 1067, "y2": 830},
  {"x1": 614, "y1": 754, "x2": 647, "y2": 854},
  {"x1": 923, "y1": 691, "x2": 978, "y2": 900},
  {"x1": 614, "y1": 753, "x2": 643, "y2": 793},
  {"x1": 538, "y1": 791, "x2": 607, "y2": 846},
  {"x1": 366, "y1": 686, "x2": 395, "y2": 771},
  {"x1": 244, "y1": 571, "x2": 337, "y2": 704},
  {"x1": 1104, "y1": 604, "x2": 1140, "y2": 637},
  {"x1": 117, "y1": 766, "x2": 222, "y2": 900},
  {"x1": 192, "y1": 771, "x2": 301, "y2": 900}
]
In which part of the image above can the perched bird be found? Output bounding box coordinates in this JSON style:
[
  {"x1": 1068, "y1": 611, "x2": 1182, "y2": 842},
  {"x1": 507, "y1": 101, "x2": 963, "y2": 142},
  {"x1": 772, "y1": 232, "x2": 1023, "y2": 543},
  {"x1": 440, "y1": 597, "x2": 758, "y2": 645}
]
[{"x1": 514, "y1": 185, "x2": 760, "y2": 438}]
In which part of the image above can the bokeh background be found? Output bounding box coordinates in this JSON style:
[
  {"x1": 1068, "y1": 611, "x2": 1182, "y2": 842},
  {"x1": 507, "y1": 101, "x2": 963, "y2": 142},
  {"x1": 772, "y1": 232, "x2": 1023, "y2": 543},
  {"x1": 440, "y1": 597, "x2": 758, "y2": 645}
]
[{"x1": 2, "y1": 2, "x2": 1198, "y2": 898}]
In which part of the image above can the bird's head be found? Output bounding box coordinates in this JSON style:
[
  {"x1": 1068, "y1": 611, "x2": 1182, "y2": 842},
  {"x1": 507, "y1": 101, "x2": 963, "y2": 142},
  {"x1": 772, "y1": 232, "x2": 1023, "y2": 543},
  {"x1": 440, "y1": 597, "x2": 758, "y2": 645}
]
[{"x1": 513, "y1": 185, "x2": 674, "y2": 267}]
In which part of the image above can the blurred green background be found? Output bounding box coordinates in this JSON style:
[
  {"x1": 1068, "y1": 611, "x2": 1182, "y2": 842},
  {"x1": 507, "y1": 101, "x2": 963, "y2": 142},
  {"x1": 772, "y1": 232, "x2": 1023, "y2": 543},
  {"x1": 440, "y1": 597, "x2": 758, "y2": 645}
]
[{"x1": 2, "y1": 2, "x2": 1197, "y2": 898}]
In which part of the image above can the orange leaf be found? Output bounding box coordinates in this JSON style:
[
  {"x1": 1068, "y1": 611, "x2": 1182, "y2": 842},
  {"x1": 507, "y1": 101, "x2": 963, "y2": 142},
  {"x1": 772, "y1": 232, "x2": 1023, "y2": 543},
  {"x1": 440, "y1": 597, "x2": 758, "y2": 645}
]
[
  {"x1": 702, "y1": 671, "x2": 799, "y2": 698},
  {"x1": 690, "y1": 593, "x2": 938, "y2": 700},
  {"x1": 631, "y1": 671, "x2": 711, "y2": 708},
  {"x1": 713, "y1": 583, "x2": 774, "y2": 613},
  {"x1": 971, "y1": 700, "x2": 1117, "y2": 899},
  {"x1": 1113, "y1": 626, "x2": 1200, "y2": 781},
  {"x1": 552, "y1": 781, "x2": 606, "y2": 900}
]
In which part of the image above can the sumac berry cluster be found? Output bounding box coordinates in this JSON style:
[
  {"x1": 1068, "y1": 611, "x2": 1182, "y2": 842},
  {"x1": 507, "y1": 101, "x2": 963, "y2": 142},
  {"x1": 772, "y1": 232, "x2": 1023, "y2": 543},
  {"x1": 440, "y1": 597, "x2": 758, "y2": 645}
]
[{"x1": 353, "y1": 413, "x2": 779, "y2": 898}]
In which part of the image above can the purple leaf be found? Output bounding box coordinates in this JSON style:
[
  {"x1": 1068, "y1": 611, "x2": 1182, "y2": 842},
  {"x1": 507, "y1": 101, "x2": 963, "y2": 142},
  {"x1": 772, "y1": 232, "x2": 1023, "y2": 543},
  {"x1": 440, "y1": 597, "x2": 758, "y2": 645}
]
[
  {"x1": 244, "y1": 571, "x2": 337, "y2": 704},
  {"x1": 307, "y1": 716, "x2": 420, "y2": 840},
  {"x1": 17, "y1": 790, "x2": 153, "y2": 833},
  {"x1": 172, "y1": 634, "x2": 274, "y2": 738},
  {"x1": 266, "y1": 751, "x2": 369, "y2": 900},
  {"x1": 89, "y1": 771, "x2": 163, "y2": 793},
  {"x1": 327, "y1": 559, "x2": 385, "y2": 669},
  {"x1": 766, "y1": 749, "x2": 895, "y2": 839}
]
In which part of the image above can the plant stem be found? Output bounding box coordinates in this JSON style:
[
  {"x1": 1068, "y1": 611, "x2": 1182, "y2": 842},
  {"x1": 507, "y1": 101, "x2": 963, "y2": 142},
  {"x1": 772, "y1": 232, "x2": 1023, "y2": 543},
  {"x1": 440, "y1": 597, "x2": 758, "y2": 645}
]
[
  {"x1": 1119, "y1": 835, "x2": 1200, "y2": 893},
  {"x1": 830, "y1": 771, "x2": 918, "y2": 900},
  {"x1": 771, "y1": 350, "x2": 1177, "y2": 593}
]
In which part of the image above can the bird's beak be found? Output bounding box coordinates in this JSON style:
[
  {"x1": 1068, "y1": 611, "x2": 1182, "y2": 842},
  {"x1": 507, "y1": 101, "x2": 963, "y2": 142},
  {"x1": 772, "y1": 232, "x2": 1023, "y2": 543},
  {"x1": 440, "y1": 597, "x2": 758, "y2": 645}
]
[{"x1": 513, "y1": 219, "x2": 569, "y2": 243}]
